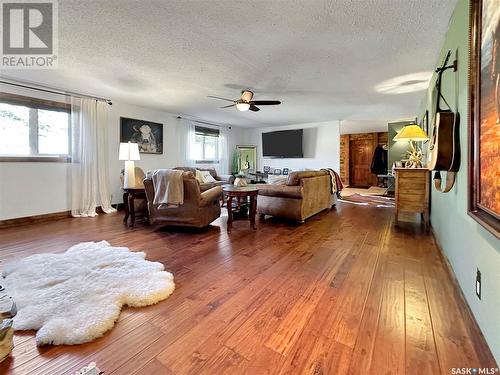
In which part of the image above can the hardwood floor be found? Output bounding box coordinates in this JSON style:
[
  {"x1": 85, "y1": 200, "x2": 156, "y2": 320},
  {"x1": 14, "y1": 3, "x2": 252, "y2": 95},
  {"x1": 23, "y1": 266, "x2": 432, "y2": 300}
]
[{"x1": 0, "y1": 202, "x2": 496, "y2": 374}]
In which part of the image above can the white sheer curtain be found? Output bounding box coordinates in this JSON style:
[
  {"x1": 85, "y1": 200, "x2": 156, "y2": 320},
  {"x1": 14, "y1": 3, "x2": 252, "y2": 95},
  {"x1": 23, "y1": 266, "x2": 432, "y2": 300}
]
[
  {"x1": 95, "y1": 101, "x2": 115, "y2": 214},
  {"x1": 177, "y1": 118, "x2": 196, "y2": 167},
  {"x1": 71, "y1": 97, "x2": 116, "y2": 217},
  {"x1": 219, "y1": 127, "x2": 229, "y2": 174}
]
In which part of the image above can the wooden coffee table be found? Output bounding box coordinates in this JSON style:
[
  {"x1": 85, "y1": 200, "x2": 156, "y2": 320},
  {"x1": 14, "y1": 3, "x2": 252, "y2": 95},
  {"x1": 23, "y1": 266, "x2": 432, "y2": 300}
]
[{"x1": 222, "y1": 185, "x2": 258, "y2": 233}]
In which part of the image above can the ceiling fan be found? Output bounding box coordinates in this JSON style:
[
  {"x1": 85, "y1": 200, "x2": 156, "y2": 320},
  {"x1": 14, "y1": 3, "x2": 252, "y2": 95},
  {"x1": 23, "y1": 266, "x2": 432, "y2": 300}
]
[{"x1": 208, "y1": 90, "x2": 281, "y2": 112}]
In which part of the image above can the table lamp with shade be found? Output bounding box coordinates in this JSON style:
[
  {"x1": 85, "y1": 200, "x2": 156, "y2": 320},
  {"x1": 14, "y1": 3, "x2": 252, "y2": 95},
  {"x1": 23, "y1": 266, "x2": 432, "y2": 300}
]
[
  {"x1": 119, "y1": 142, "x2": 140, "y2": 188},
  {"x1": 393, "y1": 124, "x2": 429, "y2": 168}
]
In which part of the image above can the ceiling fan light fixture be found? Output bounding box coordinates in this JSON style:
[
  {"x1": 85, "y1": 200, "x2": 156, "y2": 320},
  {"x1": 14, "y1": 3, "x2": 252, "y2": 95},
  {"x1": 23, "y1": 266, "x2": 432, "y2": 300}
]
[
  {"x1": 236, "y1": 102, "x2": 250, "y2": 111},
  {"x1": 209, "y1": 90, "x2": 280, "y2": 112}
]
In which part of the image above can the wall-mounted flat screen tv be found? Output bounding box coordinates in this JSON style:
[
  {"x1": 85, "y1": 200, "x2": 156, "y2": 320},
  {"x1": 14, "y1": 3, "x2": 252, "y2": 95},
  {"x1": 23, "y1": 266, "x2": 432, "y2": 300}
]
[{"x1": 262, "y1": 129, "x2": 303, "y2": 158}]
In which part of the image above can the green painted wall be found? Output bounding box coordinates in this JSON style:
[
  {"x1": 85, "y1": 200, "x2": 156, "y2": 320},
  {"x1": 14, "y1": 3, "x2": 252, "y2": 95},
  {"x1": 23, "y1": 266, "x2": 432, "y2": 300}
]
[
  {"x1": 419, "y1": 0, "x2": 500, "y2": 363},
  {"x1": 388, "y1": 121, "x2": 412, "y2": 193}
]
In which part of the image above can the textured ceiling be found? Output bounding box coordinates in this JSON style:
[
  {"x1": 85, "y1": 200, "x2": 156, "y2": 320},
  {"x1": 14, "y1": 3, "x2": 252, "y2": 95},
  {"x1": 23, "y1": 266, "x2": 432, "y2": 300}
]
[{"x1": 1, "y1": 0, "x2": 457, "y2": 127}]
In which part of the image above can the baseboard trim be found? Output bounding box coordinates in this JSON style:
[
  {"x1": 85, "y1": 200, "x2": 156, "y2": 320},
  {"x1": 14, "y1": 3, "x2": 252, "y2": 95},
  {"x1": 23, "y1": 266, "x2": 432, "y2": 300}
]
[
  {"x1": 0, "y1": 204, "x2": 123, "y2": 229},
  {"x1": 0, "y1": 211, "x2": 72, "y2": 229},
  {"x1": 429, "y1": 226, "x2": 498, "y2": 367}
]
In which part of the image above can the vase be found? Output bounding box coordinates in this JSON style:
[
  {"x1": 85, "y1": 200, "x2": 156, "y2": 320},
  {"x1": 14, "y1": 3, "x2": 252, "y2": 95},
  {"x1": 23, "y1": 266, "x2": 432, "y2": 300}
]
[{"x1": 234, "y1": 177, "x2": 247, "y2": 187}]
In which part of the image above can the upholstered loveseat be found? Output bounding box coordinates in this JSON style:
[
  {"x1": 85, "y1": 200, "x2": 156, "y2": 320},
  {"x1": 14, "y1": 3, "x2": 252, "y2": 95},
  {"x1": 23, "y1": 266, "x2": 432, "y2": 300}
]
[
  {"x1": 256, "y1": 170, "x2": 336, "y2": 222},
  {"x1": 174, "y1": 167, "x2": 235, "y2": 191}
]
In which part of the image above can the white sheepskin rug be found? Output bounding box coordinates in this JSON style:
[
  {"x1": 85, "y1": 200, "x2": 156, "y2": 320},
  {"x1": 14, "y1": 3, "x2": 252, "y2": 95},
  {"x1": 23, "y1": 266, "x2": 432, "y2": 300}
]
[{"x1": 1, "y1": 241, "x2": 174, "y2": 346}]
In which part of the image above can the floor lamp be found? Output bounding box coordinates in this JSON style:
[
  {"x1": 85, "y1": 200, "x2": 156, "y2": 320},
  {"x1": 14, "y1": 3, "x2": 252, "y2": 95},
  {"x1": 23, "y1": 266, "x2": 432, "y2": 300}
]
[{"x1": 119, "y1": 142, "x2": 140, "y2": 188}]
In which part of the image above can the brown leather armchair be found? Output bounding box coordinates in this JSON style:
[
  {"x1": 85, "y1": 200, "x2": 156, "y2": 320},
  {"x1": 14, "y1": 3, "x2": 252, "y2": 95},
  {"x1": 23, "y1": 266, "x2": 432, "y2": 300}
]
[{"x1": 143, "y1": 171, "x2": 222, "y2": 228}]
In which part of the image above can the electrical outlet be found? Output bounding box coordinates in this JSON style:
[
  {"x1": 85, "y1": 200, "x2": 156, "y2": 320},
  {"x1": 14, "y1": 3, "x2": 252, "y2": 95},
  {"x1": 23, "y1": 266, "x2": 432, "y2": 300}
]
[{"x1": 476, "y1": 268, "x2": 481, "y2": 300}]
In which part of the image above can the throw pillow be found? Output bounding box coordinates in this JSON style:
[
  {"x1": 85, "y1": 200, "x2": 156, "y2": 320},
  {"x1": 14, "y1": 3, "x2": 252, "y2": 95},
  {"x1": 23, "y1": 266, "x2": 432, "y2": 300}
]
[
  {"x1": 195, "y1": 170, "x2": 206, "y2": 184},
  {"x1": 199, "y1": 170, "x2": 216, "y2": 183},
  {"x1": 268, "y1": 175, "x2": 287, "y2": 185}
]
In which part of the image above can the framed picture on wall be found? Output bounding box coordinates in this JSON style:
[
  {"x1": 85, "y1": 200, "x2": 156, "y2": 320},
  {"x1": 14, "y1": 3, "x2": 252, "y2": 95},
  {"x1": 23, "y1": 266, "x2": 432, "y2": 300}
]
[
  {"x1": 236, "y1": 145, "x2": 257, "y2": 173},
  {"x1": 120, "y1": 117, "x2": 163, "y2": 154},
  {"x1": 469, "y1": 0, "x2": 500, "y2": 238}
]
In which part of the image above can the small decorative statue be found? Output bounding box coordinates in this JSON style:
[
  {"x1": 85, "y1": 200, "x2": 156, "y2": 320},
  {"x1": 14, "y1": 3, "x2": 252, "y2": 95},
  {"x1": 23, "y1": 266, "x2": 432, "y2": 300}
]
[{"x1": 403, "y1": 142, "x2": 425, "y2": 168}]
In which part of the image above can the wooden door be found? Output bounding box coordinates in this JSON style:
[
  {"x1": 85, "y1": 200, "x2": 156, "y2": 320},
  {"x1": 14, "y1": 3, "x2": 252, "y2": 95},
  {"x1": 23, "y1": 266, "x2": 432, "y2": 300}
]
[{"x1": 349, "y1": 139, "x2": 374, "y2": 187}]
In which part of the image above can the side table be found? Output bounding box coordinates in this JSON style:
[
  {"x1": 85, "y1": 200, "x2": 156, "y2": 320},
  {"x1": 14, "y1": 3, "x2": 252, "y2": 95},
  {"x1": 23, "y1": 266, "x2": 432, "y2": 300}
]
[
  {"x1": 222, "y1": 185, "x2": 258, "y2": 233},
  {"x1": 123, "y1": 188, "x2": 147, "y2": 227}
]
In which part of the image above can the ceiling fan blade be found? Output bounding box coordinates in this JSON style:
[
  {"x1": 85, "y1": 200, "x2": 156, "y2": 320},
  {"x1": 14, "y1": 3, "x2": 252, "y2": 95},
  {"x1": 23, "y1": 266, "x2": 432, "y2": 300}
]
[
  {"x1": 249, "y1": 105, "x2": 260, "y2": 112},
  {"x1": 220, "y1": 104, "x2": 235, "y2": 109},
  {"x1": 240, "y1": 90, "x2": 254, "y2": 102},
  {"x1": 250, "y1": 100, "x2": 281, "y2": 105},
  {"x1": 207, "y1": 95, "x2": 234, "y2": 102}
]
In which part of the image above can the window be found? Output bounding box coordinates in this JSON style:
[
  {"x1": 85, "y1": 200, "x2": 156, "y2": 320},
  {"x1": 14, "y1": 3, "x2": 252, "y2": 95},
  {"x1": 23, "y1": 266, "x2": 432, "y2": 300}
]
[
  {"x1": 193, "y1": 126, "x2": 219, "y2": 163},
  {"x1": 0, "y1": 93, "x2": 70, "y2": 161}
]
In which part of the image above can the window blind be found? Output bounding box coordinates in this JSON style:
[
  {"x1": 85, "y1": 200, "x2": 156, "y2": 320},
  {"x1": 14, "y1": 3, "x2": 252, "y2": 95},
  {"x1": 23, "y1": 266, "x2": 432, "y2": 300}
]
[{"x1": 195, "y1": 125, "x2": 219, "y2": 137}]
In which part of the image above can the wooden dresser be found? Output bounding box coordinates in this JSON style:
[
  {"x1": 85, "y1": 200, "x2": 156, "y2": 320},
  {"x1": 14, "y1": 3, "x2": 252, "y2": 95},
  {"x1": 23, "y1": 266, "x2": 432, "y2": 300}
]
[{"x1": 394, "y1": 168, "x2": 430, "y2": 228}]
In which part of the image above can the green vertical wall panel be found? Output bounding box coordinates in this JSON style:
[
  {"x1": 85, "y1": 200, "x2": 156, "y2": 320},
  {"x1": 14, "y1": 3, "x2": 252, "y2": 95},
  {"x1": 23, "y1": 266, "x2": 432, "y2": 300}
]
[{"x1": 419, "y1": 0, "x2": 500, "y2": 363}]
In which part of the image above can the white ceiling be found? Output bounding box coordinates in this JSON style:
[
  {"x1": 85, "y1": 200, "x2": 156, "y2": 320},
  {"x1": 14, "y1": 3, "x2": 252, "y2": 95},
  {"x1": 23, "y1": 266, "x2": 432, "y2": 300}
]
[{"x1": 1, "y1": 0, "x2": 457, "y2": 128}]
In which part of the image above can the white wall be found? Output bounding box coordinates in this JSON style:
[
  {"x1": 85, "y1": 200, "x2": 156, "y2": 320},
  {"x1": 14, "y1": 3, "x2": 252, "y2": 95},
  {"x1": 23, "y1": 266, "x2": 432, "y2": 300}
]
[
  {"x1": 0, "y1": 162, "x2": 71, "y2": 220},
  {"x1": 0, "y1": 86, "x2": 244, "y2": 220},
  {"x1": 243, "y1": 121, "x2": 341, "y2": 173}
]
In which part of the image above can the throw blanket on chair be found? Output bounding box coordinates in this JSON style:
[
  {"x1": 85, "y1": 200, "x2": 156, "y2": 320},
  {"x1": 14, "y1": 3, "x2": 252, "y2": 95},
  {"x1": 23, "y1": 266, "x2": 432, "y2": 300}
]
[
  {"x1": 321, "y1": 168, "x2": 344, "y2": 197},
  {"x1": 151, "y1": 169, "x2": 185, "y2": 209}
]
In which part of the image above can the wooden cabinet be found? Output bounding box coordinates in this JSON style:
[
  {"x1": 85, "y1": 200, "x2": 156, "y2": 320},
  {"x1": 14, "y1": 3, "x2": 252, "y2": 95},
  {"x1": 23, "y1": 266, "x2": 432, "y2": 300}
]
[{"x1": 394, "y1": 168, "x2": 430, "y2": 228}]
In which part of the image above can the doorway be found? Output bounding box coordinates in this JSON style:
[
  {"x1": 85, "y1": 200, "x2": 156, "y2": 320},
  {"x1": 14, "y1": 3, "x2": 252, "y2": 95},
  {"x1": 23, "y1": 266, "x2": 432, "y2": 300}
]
[
  {"x1": 349, "y1": 138, "x2": 374, "y2": 187},
  {"x1": 340, "y1": 132, "x2": 388, "y2": 188}
]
